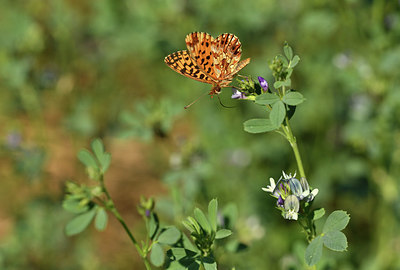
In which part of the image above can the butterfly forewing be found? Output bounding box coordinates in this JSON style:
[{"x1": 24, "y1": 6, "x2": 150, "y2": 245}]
[
  {"x1": 185, "y1": 32, "x2": 217, "y2": 80},
  {"x1": 164, "y1": 50, "x2": 213, "y2": 84}
]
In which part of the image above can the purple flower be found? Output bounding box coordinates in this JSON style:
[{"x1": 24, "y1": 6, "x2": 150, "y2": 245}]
[
  {"x1": 231, "y1": 88, "x2": 247, "y2": 99},
  {"x1": 6, "y1": 132, "x2": 21, "y2": 149},
  {"x1": 258, "y1": 76, "x2": 269, "y2": 92}
]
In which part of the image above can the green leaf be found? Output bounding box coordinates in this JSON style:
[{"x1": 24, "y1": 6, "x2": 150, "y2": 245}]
[
  {"x1": 167, "y1": 247, "x2": 199, "y2": 264},
  {"x1": 62, "y1": 199, "x2": 89, "y2": 214},
  {"x1": 215, "y1": 229, "x2": 232, "y2": 239},
  {"x1": 94, "y1": 207, "x2": 108, "y2": 231},
  {"x1": 323, "y1": 210, "x2": 350, "y2": 233},
  {"x1": 323, "y1": 230, "x2": 348, "y2": 251},
  {"x1": 100, "y1": 153, "x2": 111, "y2": 173},
  {"x1": 284, "y1": 43, "x2": 293, "y2": 60},
  {"x1": 65, "y1": 208, "x2": 96, "y2": 236},
  {"x1": 283, "y1": 78, "x2": 291, "y2": 87},
  {"x1": 282, "y1": 92, "x2": 305, "y2": 106},
  {"x1": 150, "y1": 242, "x2": 165, "y2": 267},
  {"x1": 270, "y1": 101, "x2": 286, "y2": 127},
  {"x1": 313, "y1": 208, "x2": 325, "y2": 220},
  {"x1": 187, "y1": 216, "x2": 202, "y2": 234},
  {"x1": 305, "y1": 235, "x2": 323, "y2": 266},
  {"x1": 90, "y1": 139, "x2": 111, "y2": 173},
  {"x1": 222, "y1": 203, "x2": 238, "y2": 227},
  {"x1": 182, "y1": 233, "x2": 200, "y2": 253},
  {"x1": 243, "y1": 119, "x2": 278, "y2": 134},
  {"x1": 208, "y1": 199, "x2": 218, "y2": 232},
  {"x1": 167, "y1": 260, "x2": 191, "y2": 270},
  {"x1": 194, "y1": 208, "x2": 211, "y2": 234},
  {"x1": 91, "y1": 139, "x2": 104, "y2": 160},
  {"x1": 187, "y1": 261, "x2": 200, "y2": 270},
  {"x1": 202, "y1": 257, "x2": 217, "y2": 270},
  {"x1": 290, "y1": 55, "x2": 300, "y2": 68},
  {"x1": 77, "y1": 149, "x2": 98, "y2": 169},
  {"x1": 273, "y1": 81, "x2": 285, "y2": 89},
  {"x1": 148, "y1": 213, "x2": 159, "y2": 239},
  {"x1": 255, "y1": 93, "x2": 280, "y2": 105},
  {"x1": 169, "y1": 248, "x2": 186, "y2": 261},
  {"x1": 157, "y1": 226, "x2": 181, "y2": 245},
  {"x1": 182, "y1": 220, "x2": 195, "y2": 233}
]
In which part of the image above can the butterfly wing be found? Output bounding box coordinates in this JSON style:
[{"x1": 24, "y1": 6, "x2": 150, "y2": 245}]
[
  {"x1": 164, "y1": 50, "x2": 214, "y2": 84},
  {"x1": 185, "y1": 32, "x2": 217, "y2": 80},
  {"x1": 212, "y1": 33, "x2": 248, "y2": 80},
  {"x1": 231, "y1": 57, "x2": 251, "y2": 77}
]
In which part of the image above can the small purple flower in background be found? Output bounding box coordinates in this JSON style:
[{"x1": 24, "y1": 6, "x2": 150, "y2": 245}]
[
  {"x1": 262, "y1": 171, "x2": 318, "y2": 220},
  {"x1": 258, "y1": 76, "x2": 269, "y2": 92},
  {"x1": 6, "y1": 131, "x2": 22, "y2": 149},
  {"x1": 145, "y1": 209, "x2": 151, "y2": 217},
  {"x1": 231, "y1": 88, "x2": 247, "y2": 99}
]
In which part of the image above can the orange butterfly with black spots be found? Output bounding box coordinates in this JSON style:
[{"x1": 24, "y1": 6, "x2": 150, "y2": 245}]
[{"x1": 164, "y1": 32, "x2": 250, "y2": 99}]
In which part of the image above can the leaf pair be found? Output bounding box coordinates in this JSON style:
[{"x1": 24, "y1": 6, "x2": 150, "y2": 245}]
[
  {"x1": 65, "y1": 206, "x2": 108, "y2": 236},
  {"x1": 77, "y1": 139, "x2": 111, "y2": 179}
]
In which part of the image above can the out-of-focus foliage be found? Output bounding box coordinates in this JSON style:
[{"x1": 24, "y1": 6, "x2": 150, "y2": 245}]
[{"x1": 0, "y1": 0, "x2": 399, "y2": 269}]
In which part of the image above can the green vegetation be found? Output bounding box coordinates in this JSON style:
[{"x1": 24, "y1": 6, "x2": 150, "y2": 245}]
[{"x1": 0, "y1": 0, "x2": 399, "y2": 269}]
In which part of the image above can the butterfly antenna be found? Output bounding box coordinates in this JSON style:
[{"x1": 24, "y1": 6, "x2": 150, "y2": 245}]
[
  {"x1": 217, "y1": 95, "x2": 236, "y2": 109},
  {"x1": 184, "y1": 91, "x2": 209, "y2": 109}
]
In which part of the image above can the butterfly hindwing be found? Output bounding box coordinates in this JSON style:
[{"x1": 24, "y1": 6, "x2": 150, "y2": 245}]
[{"x1": 164, "y1": 50, "x2": 214, "y2": 84}]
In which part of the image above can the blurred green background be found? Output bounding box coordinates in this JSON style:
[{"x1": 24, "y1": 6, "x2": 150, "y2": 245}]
[{"x1": 1, "y1": 0, "x2": 400, "y2": 269}]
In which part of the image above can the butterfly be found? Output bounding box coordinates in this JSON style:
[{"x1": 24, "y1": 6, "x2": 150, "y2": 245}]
[{"x1": 164, "y1": 32, "x2": 250, "y2": 97}]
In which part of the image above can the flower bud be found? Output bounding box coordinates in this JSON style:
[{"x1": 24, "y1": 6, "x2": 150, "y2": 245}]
[{"x1": 257, "y1": 76, "x2": 269, "y2": 92}]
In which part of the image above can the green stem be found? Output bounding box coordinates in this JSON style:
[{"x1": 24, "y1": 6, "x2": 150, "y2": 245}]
[
  {"x1": 281, "y1": 118, "x2": 306, "y2": 179},
  {"x1": 100, "y1": 176, "x2": 152, "y2": 270}
]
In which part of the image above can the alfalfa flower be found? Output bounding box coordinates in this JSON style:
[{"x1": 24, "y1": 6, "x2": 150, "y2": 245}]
[
  {"x1": 262, "y1": 171, "x2": 318, "y2": 220},
  {"x1": 231, "y1": 88, "x2": 247, "y2": 99},
  {"x1": 257, "y1": 76, "x2": 269, "y2": 92}
]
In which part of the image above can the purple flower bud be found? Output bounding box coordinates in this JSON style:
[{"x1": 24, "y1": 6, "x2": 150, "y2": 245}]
[
  {"x1": 145, "y1": 210, "x2": 151, "y2": 217},
  {"x1": 258, "y1": 76, "x2": 269, "y2": 92},
  {"x1": 277, "y1": 196, "x2": 284, "y2": 207},
  {"x1": 231, "y1": 88, "x2": 246, "y2": 99}
]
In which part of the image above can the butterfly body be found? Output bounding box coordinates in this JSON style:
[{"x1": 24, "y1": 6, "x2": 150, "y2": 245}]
[{"x1": 164, "y1": 32, "x2": 250, "y2": 95}]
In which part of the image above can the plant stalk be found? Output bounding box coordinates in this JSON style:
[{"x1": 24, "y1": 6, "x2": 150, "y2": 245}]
[
  {"x1": 100, "y1": 176, "x2": 152, "y2": 270},
  {"x1": 281, "y1": 118, "x2": 306, "y2": 179}
]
